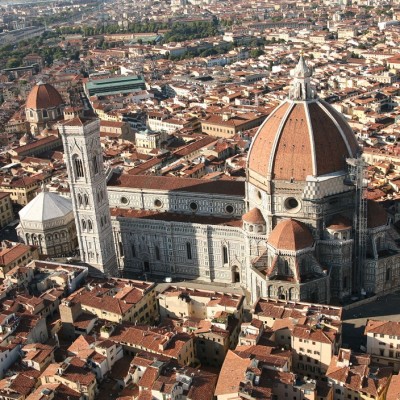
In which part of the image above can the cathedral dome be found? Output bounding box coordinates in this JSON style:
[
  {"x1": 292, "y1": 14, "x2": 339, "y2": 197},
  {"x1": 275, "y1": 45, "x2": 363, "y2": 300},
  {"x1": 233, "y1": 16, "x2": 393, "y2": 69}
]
[
  {"x1": 19, "y1": 191, "x2": 73, "y2": 223},
  {"x1": 268, "y1": 218, "x2": 313, "y2": 251},
  {"x1": 242, "y1": 207, "x2": 265, "y2": 224},
  {"x1": 247, "y1": 57, "x2": 360, "y2": 182},
  {"x1": 26, "y1": 82, "x2": 64, "y2": 110}
]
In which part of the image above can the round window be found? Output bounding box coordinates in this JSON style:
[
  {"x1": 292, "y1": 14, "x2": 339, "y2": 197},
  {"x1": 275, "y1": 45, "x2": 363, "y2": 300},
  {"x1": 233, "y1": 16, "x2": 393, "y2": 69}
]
[
  {"x1": 190, "y1": 202, "x2": 198, "y2": 211},
  {"x1": 284, "y1": 197, "x2": 299, "y2": 211},
  {"x1": 120, "y1": 196, "x2": 128, "y2": 204},
  {"x1": 226, "y1": 205, "x2": 234, "y2": 214},
  {"x1": 154, "y1": 199, "x2": 162, "y2": 208}
]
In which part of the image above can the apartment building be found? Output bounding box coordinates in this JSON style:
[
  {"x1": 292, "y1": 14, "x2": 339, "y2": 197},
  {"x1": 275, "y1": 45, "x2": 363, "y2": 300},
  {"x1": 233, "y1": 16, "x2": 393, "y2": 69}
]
[
  {"x1": 326, "y1": 348, "x2": 392, "y2": 400},
  {"x1": 0, "y1": 241, "x2": 38, "y2": 278},
  {"x1": 59, "y1": 278, "x2": 158, "y2": 337},
  {"x1": 101, "y1": 323, "x2": 195, "y2": 366},
  {"x1": 158, "y1": 286, "x2": 244, "y2": 366},
  {"x1": 365, "y1": 319, "x2": 400, "y2": 372}
]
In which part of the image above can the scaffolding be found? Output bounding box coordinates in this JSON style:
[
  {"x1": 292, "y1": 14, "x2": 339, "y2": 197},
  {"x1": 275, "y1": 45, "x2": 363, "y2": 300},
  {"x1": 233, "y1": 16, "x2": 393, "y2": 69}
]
[{"x1": 346, "y1": 157, "x2": 368, "y2": 295}]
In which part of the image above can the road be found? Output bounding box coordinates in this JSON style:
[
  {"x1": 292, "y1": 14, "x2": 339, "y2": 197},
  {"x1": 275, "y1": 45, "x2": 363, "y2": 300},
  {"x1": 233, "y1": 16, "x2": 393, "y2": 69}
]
[{"x1": 342, "y1": 291, "x2": 400, "y2": 350}]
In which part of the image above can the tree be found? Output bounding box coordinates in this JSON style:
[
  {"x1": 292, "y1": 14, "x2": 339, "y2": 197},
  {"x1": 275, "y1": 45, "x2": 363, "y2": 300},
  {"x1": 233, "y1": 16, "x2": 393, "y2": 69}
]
[
  {"x1": 6, "y1": 57, "x2": 20, "y2": 68},
  {"x1": 250, "y1": 49, "x2": 264, "y2": 58}
]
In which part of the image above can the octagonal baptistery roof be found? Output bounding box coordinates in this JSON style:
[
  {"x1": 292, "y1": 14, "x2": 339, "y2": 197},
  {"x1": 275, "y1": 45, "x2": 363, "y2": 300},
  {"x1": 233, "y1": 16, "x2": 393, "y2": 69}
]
[
  {"x1": 248, "y1": 57, "x2": 360, "y2": 183},
  {"x1": 26, "y1": 82, "x2": 64, "y2": 110},
  {"x1": 19, "y1": 190, "x2": 73, "y2": 223}
]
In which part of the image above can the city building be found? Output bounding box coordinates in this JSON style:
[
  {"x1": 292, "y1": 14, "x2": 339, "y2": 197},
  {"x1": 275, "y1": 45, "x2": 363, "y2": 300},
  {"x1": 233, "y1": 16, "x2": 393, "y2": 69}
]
[
  {"x1": 0, "y1": 192, "x2": 13, "y2": 228},
  {"x1": 84, "y1": 75, "x2": 146, "y2": 97},
  {"x1": 364, "y1": 319, "x2": 400, "y2": 372}
]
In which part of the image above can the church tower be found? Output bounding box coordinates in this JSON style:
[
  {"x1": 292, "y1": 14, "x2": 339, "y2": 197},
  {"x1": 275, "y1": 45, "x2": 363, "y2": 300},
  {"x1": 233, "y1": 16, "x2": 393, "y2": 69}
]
[{"x1": 58, "y1": 117, "x2": 118, "y2": 276}]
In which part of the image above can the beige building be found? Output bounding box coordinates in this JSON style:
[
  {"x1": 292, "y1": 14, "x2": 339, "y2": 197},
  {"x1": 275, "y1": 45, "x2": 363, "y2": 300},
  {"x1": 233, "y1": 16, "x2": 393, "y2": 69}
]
[
  {"x1": 60, "y1": 278, "x2": 157, "y2": 337},
  {"x1": 201, "y1": 112, "x2": 266, "y2": 138},
  {"x1": 0, "y1": 192, "x2": 13, "y2": 228},
  {"x1": 365, "y1": 319, "x2": 400, "y2": 372},
  {"x1": 158, "y1": 286, "x2": 244, "y2": 367},
  {"x1": 41, "y1": 357, "x2": 97, "y2": 400},
  {"x1": 0, "y1": 175, "x2": 45, "y2": 206},
  {"x1": 101, "y1": 323, "x2": 195, "y2": 366},
  {"x1": 0, "y1": 241, "x2": 38, "y2": 278},
  {"x1": 326, "y1": 348, "x2": 392, "y2": 400}
]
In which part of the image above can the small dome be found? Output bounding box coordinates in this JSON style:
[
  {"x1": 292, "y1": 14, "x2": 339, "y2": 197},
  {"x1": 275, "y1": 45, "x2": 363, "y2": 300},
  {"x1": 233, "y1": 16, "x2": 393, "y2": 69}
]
[
  {"x1": 19, "y1": 191, "x2": 73, "y2": 223},
  {"x1": 268, "y1": 219, "x2": 314, "y2": 251},
  {"x1": 242, "y1": 208, "x2": 265, "y2": 224},
  {"x1": 327, "y1": 215, "x2": 352, "y2": 231},
  {"x1": 26, "y1": 82, "x2": 64, "y2": 110},
  {"x1": 367, "y1": 200, "x2": 387, "y2": 228}
]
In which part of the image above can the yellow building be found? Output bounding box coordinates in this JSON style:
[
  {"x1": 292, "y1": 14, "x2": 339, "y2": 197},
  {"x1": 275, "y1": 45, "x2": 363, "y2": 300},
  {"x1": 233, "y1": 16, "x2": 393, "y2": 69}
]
[{"x1": 0, "y1": 192, "x2": 13, "y2": 228}]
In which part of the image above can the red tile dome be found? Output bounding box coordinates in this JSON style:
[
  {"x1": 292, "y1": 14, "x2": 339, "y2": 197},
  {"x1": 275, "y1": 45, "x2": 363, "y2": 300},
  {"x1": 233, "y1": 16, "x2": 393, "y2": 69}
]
[
  {"x1": 26, "y1": 82, "x2": 64, "y2": 110},
  {"x1": 247, "y1": 57, "x2": 360, "y2": 183},
  {"x1": 242, "y1": 207, "x2": 265, "y2": 224},
  {"x1": 268, "y1": 218, "x2": 314, "y2": 251}
]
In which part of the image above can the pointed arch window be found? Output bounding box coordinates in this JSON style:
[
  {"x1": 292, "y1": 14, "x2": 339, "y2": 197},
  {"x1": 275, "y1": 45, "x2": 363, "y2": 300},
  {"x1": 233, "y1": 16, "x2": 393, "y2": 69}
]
[
  {"x1": 84, "y1": 194, "x2": 89, "y2": 206},
  {"x1": 88, "y1": 220, "x2": 93, "y2": 231},
  {"x1": 82, "y1": 219, "x2": 86, "y2": 230},
  {"x1": 74, "y1": 157, "x2": 84, "y2": 178},
  {"x1": 77, "y1": 193, "x2": 82, "y2": 206}
]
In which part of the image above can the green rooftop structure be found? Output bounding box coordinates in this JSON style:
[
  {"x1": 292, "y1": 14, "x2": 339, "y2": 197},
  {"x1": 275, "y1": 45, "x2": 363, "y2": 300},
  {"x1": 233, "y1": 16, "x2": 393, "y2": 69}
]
[{"x1": 85, "y1": 75, "x2": 146, "y2": 97}]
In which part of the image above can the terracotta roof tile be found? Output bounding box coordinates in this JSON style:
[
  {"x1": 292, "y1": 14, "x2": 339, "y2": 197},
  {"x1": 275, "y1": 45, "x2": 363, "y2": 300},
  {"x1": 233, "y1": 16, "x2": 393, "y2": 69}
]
[{"x1": 268, "y1": 219, "x2": 313, "y2": 251}]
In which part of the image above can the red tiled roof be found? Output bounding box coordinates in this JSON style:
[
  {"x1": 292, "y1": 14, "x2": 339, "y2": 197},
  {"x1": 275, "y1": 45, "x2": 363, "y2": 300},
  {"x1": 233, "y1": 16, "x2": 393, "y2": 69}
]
[
  {"x1": 108, "y1": 174, "x2": 245, "y2": 196},
  {"x1": 268, "y1": 219, "x2": 313, "y2": 251}
]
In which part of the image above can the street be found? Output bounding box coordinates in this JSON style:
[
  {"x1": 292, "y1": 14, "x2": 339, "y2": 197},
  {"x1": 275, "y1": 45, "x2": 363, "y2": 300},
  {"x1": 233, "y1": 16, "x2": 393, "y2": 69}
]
[{"x1": 342, "y1": 291, "x2": 400, "y2": 350}]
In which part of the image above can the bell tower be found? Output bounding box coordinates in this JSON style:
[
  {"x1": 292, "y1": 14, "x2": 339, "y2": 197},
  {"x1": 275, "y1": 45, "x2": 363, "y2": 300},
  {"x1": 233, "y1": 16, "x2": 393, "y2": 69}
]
[{"x1": 58, "y1": 117, "x2": 118, "y2": 276}]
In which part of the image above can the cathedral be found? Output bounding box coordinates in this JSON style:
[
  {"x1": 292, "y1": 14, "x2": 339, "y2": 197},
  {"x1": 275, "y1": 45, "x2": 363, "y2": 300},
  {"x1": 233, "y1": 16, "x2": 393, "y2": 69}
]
[{"x1": 24, "y1": 57, "x2": 400, "y2": 304}]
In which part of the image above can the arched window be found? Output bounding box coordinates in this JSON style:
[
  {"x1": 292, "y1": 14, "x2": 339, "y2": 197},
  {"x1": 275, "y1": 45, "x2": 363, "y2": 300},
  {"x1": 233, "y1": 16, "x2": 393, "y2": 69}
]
[
  {"x1": 92, "y1": 155, "x2": 99, "y2": 175},
  {"x1": 155, "y1": 245, "x2": 160, "y2": 260},
  {"x1": 88, "y1": 220, "x2": 93, "y2": 231},
  {"x1": 186, "y1": 242, "x2": 192, "y2": 260},
  {"x1": 82, "y1": 219, "x2": 86, "y2": 230},
  {"x1": 84, "y1": 194, "x2": 89, "y2": 206},
  {"x1": 77, "y1": 194, "x2": 82, "y2": 205},
  {"x1": 223, "y1": 245, "x2": 228, "y2": 264},
  {"x1": 74, "y1": 157, "x2": 84, "y2": 178},
  {"x1": 26, "y1": 233, "x2": 30, "y2": 244}
]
